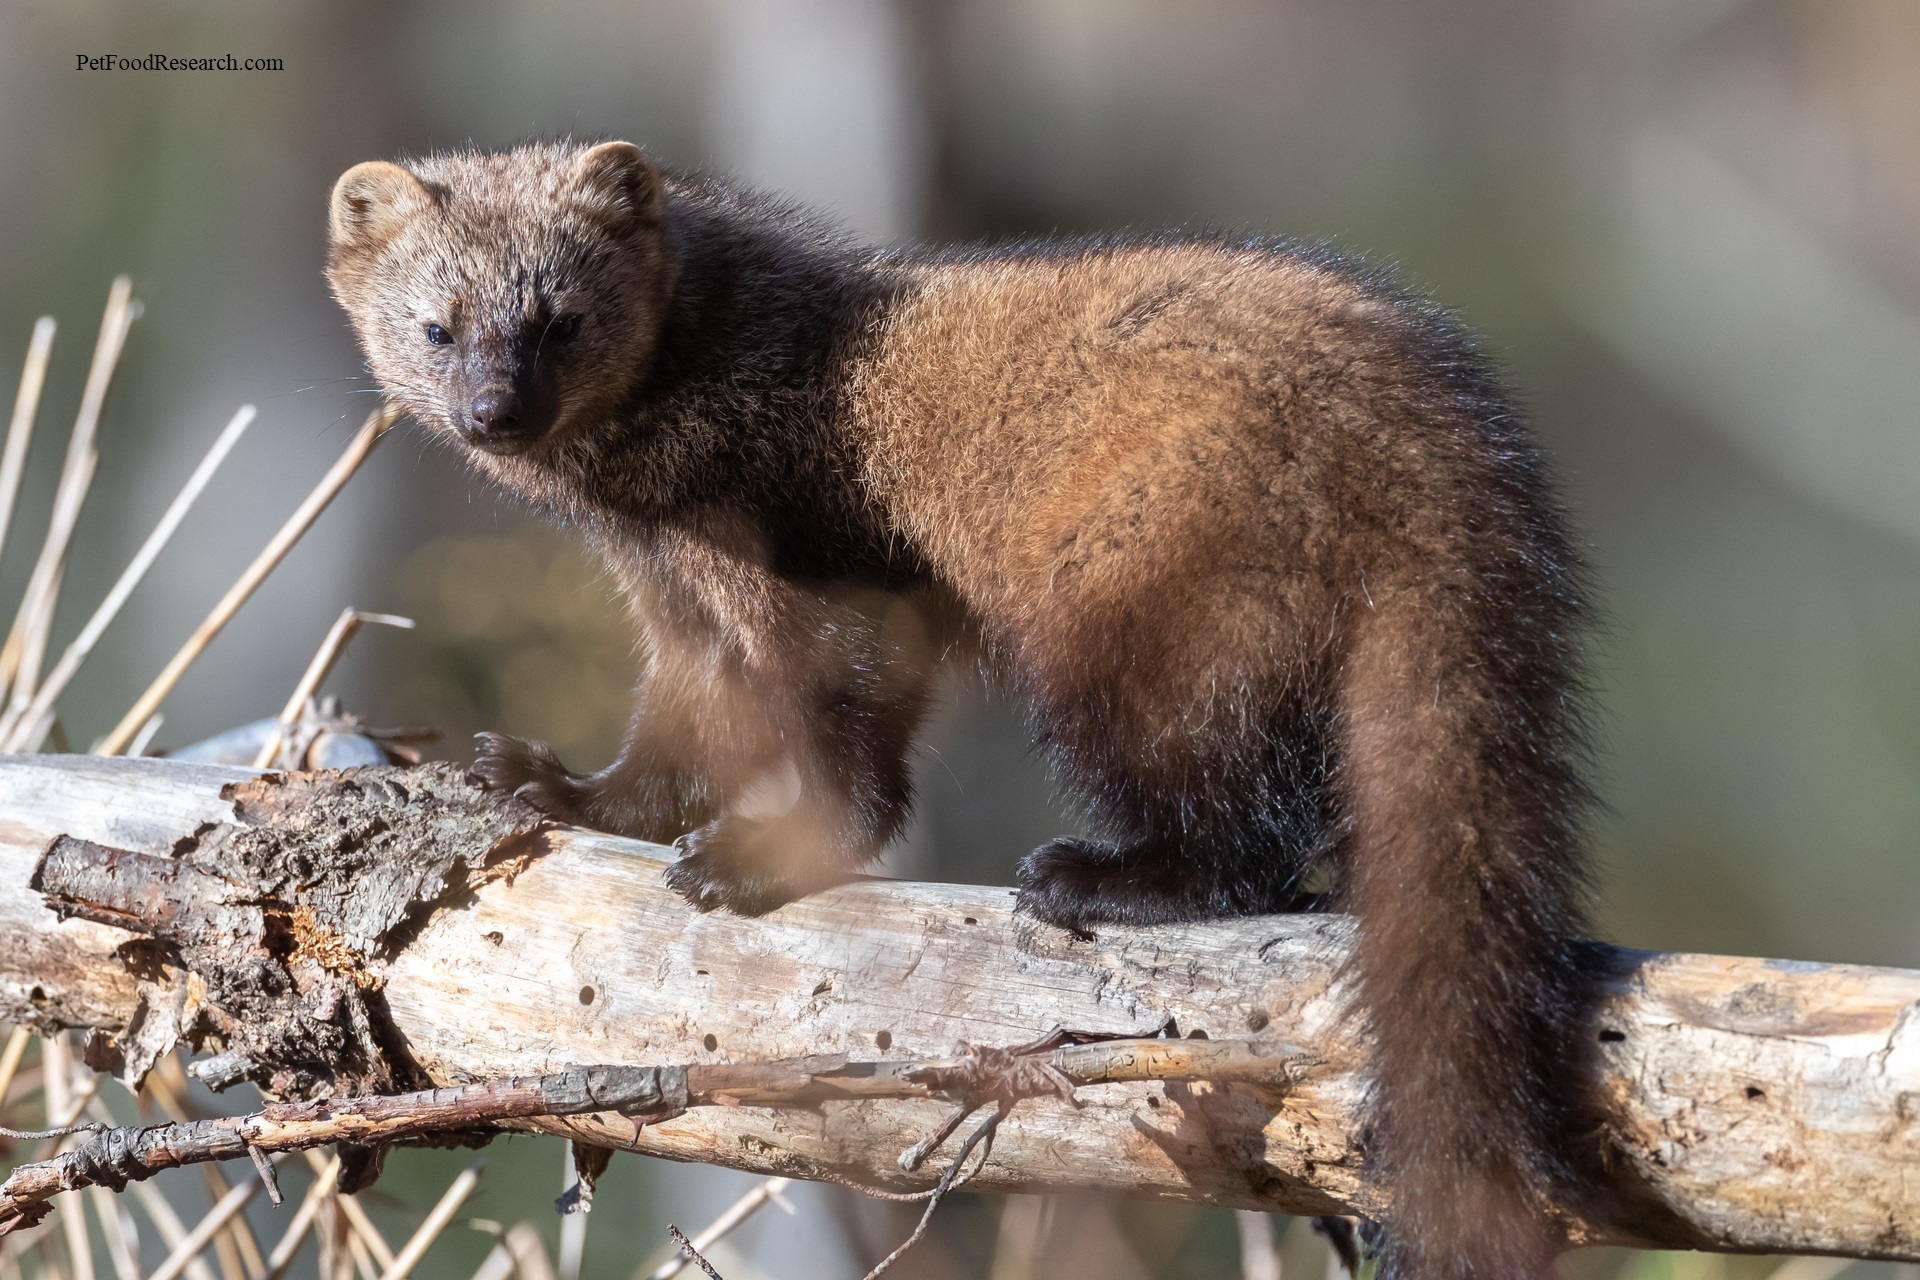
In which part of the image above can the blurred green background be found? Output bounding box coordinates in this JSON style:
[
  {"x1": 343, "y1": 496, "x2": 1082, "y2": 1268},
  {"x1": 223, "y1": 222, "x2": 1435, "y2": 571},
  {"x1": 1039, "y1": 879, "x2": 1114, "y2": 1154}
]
[{"x1": 2, "y1": 0, "x2": 1919, "y2": 1276}]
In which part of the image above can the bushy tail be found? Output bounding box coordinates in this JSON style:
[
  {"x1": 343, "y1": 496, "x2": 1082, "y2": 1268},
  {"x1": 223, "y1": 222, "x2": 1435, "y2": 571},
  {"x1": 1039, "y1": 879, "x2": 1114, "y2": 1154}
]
[{"x1": 1340, "y1": 599, "x2": 1592, "y2": 1279}]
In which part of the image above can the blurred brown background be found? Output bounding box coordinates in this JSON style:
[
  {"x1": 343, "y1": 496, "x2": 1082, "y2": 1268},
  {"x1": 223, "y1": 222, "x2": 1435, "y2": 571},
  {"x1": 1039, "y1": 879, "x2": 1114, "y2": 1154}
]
[{"x1": 2, "y1": 1, "x2": 1918, "y2": 1276}]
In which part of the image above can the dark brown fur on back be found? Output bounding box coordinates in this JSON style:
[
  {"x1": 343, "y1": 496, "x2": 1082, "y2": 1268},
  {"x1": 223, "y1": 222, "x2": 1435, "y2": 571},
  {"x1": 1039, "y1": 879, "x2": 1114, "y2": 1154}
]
[{"x1": 328, "y1": 141, "x2": 1596, "y2": 1280}]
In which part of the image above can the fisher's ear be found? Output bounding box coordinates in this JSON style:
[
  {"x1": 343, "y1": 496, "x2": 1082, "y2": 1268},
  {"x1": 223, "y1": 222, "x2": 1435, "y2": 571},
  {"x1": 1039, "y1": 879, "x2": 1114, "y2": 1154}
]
[
  {"x1": 328, "y1": 161, "x2": 434, "y2": 258},
  {"x1": 569, "y1": 141, "x2": 663, "y2": 235}
]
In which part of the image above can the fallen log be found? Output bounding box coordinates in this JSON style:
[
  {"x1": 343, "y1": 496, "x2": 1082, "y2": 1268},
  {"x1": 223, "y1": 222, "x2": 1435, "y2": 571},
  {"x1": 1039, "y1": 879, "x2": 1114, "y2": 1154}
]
[{"x1": 1, "y1": 754, "x2": 1916, "y2": 1262}]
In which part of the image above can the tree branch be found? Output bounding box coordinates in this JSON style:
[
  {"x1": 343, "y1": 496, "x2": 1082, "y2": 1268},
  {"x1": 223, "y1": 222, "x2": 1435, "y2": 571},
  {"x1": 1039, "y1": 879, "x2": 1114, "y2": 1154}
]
[{"x1": 2, "y1": 754, "x2": 1916, "y2": 1262}]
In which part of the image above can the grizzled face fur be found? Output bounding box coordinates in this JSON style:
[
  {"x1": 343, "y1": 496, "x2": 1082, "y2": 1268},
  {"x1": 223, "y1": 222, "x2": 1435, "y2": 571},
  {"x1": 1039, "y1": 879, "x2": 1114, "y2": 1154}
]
[{"x1": 327, "y1": 142, "x2": 674, "y2": 459}]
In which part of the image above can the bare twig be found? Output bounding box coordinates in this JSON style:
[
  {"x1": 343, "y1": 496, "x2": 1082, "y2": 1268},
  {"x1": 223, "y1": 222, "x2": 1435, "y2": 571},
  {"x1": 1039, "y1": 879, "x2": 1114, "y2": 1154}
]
[
  {"x1": 96, "y1": 404, "x2": 398, "y2": 756},
  {"x1": 0, "y1": 1036, "x2": 1299, "y2": 1230},
  {"x1": 251, "y1": 608, "x2": 414, "y2": 768},
  {"x1": 0, "y1": 316, "x2": 57, "y2": 569},
  {"x1": 3, "y1": 405, "x2": 256, "y2": 751},
  {"x1": 374, "y1": 1163, "x2": 481, "y2": 1280},
  {"x1": 859, "y1": 1104, "x2": 1004, "y2": 1280},
  {"x1": 662, "y1": 1228, "x2": 723, "y2": 1280},
  {"x1": 643, "y1": 1180, "x2": 793, "y2": 1280},
  {"x1": 1, "y1": 1066, "x2": 682, "y2": 1225}
]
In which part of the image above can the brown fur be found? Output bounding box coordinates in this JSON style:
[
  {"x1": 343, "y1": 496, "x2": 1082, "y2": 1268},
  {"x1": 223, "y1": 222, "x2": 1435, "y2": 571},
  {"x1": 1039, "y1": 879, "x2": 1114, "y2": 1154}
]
[{"x1": 328, "y1": 141, "x2": 1596, "y2": 1279}]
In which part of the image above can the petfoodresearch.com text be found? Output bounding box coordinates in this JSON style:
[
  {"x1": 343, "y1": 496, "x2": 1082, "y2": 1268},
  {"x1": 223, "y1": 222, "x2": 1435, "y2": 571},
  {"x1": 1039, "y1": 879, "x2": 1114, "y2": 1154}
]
[{"x1": 77, "y1": 53, "x2": 284, "y2": 71}]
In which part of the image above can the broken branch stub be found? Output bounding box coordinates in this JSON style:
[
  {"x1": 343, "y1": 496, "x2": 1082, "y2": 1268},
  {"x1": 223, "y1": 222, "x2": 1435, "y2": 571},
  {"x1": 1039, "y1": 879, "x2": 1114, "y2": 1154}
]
[
  {"x1": 27, "y1": 763, "x2": 549, "y2": 1097},
  {"x1": 2, "y1": 755, "x2": 1919, "y2": 1262}
]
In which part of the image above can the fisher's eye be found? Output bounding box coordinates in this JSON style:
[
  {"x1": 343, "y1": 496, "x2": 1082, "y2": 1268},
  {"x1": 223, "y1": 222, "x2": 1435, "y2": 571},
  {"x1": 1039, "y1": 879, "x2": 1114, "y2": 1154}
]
[
  {"x1": 424, "y1": 323, "x2": 454, "y2": 346},
  {"x1": 549, "y1": 314, "x2": 582, "y2": 343}
]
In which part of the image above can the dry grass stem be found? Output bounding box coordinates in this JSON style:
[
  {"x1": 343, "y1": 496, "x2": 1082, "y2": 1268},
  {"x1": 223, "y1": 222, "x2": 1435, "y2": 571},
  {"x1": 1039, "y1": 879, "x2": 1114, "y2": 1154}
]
[
  {"x1": 263, "y1": 1159, "x2": 340, "y2": 1280},
  {"x1": 125, "y1": 715, "x2": 164, "y2": 758},
  {"x1": 296, "y1": 1155, "x2": 394, "y2": 1271},
  {"x1": 1763, "y1": 1261, "x2": 1851, "y2": 1280},
  {"x1": 4, "y1": 405, "x2": 257, "y2": 751},
  {"x1": 0, "y1": 277, "x2": 135, "y2": 705},
  {"x1": 2, "y1": 454, "x2": 91, "y2": 704},
  {"x1": 192, "y1": 1164, "x2": 262, "y2": 1280},
  {"x1": 334, "y1": 1201, "x2": 393, "y2": 1276},
  {"x1": 131, "y1": 1066, "x2": 256, "y2": 1280},
  {"x1": 466, "y1": 1240, "x2": 513, "y2": 1280},
  {"x1": 97, "y1": 404, "x2": 398, "y2": 756},
  {"x1": 343, "y1": 1225, "x2": 378, "y2": 1280},
  {"x1": 0, "y1": 317, "x2": 57, "y2": 569},
  {"x1": 643, "y1": 1180, "x2": 793, "y2": 1280},
  {"x1": 373, "y1": 1163, "x2": 481, "y2": 1280},
  {"x1": 88, "y1": 1186, "x2": 140, "y2": 1280},
  {"x1": 508, "y1": 1225, "x2": 556, "y2": 1280},
  {"x1": 0, "y1": 1029, "x2": 28, "y2": 1109},
  {"x1": 146, "y1": 1160, "x2": 279, "y2": 1280},
  {"x1": 556, "y1": 1149, "x2": 584, "y2": 1280},
  {"x1": 1237, "y1": 1211, "x2": 1281, "y2": 1280},
  {"x1": 251, "y1": 607, "x2": 414, "y2": 768},
  {"x1": 121, "y1": 1160, "x2": 221, "y2": 1280},
  {"x1": 470, "y1": 1225, "x2": 552, "y2": 1280},
  {"x1": 42, "y1": 1035, "x2": 97, "y2": 1280}
]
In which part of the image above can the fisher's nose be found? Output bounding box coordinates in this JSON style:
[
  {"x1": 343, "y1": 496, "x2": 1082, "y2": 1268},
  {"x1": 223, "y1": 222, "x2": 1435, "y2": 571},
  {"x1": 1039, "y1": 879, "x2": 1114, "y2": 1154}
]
[{"x1": 469, "y1": 389, "x2": 523, "y2": 436}]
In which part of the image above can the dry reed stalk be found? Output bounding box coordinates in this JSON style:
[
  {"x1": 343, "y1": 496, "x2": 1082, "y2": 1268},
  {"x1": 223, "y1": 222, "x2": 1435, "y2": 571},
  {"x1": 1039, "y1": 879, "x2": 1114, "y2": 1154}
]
[
  {"x1": 296, "y1": 1155, "x2": 394, "y2": 1270},
  {"x1": 642, "y1": 1180, "x2": 793, "y2": 1280},
  {"x1": 343, "y1": 1225, "x2": 378, "y2": 1280},
  {"x1": 0, "y1": 1029, "x2": 28, "y2": 1109},
  {"x1": 0, "y1": 318, "x2": 57, "y2": 569},
  {"x1": 465, "y1": 1239, "x2": 512, "y2": 1280},
  {"x1": 1237, "y1": 1211, "x2": 1281, "y2": 1280},
  {"x1": 508, "y1": 1225, "x2": 555, "y2": 1280},
  {"x1": 3, "y1": 406, "x2": 256, "y2": 751},
  {"x1": 88, "y1": 1187, "x2": 140, "y2": 1280},
  {"x1": 142, "y1": 1058, "x2": 263, "y2": 1280},
  {"x1": 121, "y1": 1177, "x2": 220, "y2": 1280},
  {"x1": 263, "y1": 1158, "x2": 340, "y2": 1280},
  {"x1": 4, "y1": 455, "x2": 91, "y2": 704},
  {"x1": 125, "y1": 715, "x2": 164, "y2": 758},
  {"x1": 0, "y1": 278, "x2": 135, "y2": 705},
  {"x1": 1, "y1": 1069, "x2": 40, "y2": 1110},
  {"x1": 1764, "y1": 1261, "x2": 1851, "y2": 1280},
  {"x1": 250, "y1": 608, "x2": 413, "y2": 768},
  {"x1": 97, "y1": 405, "x2": 397, "y2": 757},
  {"x1": 556, "y1": 1150, "x2": 585, "y2": 1280},
  {"x1": 145, "y1": 1170, "x2": 274, "y2": 1280},
  {"x1": 334, "y1": 1201, "x2": 393, "y2": 1276},
  {"x1": 42, "y1": 1035, "x2": 96, "y2": 1280},
  {"x1": 373, "y1": 1164, "x2": 481, "y2": 1280},
  {"x1": 192, "y1": 1167, "x2": 258, "y2": 1280}
]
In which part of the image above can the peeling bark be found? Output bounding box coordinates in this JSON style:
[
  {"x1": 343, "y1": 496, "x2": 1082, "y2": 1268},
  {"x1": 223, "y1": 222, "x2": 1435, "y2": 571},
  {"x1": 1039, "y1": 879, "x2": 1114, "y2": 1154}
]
[{"x1": 1, "y1": 754, "x2": 1917, "y2": 1261}]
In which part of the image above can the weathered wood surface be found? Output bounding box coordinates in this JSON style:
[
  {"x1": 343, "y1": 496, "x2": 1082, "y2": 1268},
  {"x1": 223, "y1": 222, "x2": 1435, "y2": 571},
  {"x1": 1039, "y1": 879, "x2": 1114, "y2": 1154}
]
[{"x1": 2, "y1": 754, "x2": 1917, "y2": 1261}]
